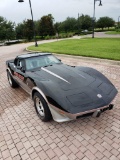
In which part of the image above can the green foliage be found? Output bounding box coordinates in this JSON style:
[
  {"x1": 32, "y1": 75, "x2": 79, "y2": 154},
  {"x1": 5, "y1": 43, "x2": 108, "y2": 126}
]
[
  {"x1": 6, "y1": 22, "x2": 15, "y2": 40},
  {"x1": 24, "y1": 19, "x2": 34, "y2": 41},
  {"x1": 35, "y1": 32, "x2": 74, "y2": 40},
  {"x1": 34, "y1": 20, "x2": 40, "y2": 36},
  {"x1": 79, "y1": 14, "x2": 92, "y2": 30},
  {"x1": 0, "y1": 17, "x2": 6, "y2": 40},
  {"x1": 28, "y1": 38, "x2": 120, "y2": 61},
  {"x1": 38, "y1": 14, "x2": 55, "y2": 37},
  {"x1": 0, "y1": 14, "x2": 117, "y2": 42},
  {"x1": 15, "y1": 22, "x2": 25, "y2": 39},
  {"x1": 15, "y1": 19, "x2": 34, "y2": 41},
  {"x1": 0, "y1": 16, "x2": 15, "y2": 41},
  {"x1": 55, "y1": 15, "x2": 93, "y2": 35},
  {"x1": 58, "y1": 17, "x2": 77, "y2": 33},
  {"x1": 97, "y1": 17, "x2": 115, "y2": 30},
  {"x1": 54, "y1": 22, "x2": 61, "y2": 34}
]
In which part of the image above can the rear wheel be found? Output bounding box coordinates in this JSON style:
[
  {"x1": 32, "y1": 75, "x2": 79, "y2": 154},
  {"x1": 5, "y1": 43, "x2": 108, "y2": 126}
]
[
  {"x1": 33, "y1": 92, "x2": 52, "y2": 122},
  {"x1": 7, "y1": 71, "x2": 19, "y2": 88}
]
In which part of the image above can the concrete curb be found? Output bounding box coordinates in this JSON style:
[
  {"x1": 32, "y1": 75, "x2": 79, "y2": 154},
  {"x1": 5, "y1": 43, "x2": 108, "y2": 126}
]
[
  {"x1": 54, "y1": 54, "x2": 120, "y2": 66},
  {"x1": 25, "y1": 47, "x2": 40, "y2": 52}
]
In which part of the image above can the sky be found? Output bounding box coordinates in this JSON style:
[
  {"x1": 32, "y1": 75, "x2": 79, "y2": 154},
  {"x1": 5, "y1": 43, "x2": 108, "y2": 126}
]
[{"x1": 0, "y1": 0, "x2": 120, "y2": 24}]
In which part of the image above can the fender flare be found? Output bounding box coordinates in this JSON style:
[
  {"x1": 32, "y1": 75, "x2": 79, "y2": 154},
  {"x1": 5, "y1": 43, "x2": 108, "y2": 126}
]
[{"x1": 31, "y1": 86, "x2": 49, "y2": 104}]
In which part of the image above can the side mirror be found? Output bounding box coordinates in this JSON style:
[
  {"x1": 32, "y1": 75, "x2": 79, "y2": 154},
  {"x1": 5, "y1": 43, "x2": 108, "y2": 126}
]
[
  {"x1": 17, "y1": 66, "x2": 25, "y2": 73},
  {"x1": 21, "y1": 67, "x2": 25, "y2": 73}
]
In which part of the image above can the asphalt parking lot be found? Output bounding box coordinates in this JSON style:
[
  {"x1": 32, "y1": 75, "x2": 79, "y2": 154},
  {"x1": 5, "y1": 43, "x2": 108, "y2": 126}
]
[{"x1": 0, "y1": 42, "x2": 120, "y2": 160}]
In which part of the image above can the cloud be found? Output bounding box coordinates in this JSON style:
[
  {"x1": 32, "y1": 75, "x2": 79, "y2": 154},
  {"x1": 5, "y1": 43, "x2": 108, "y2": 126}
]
[{"x1": 0, "y1": 0, "x2": 120, "y2": 23}]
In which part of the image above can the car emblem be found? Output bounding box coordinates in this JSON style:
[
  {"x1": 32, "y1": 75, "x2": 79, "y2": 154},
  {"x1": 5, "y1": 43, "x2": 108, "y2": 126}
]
[{"x1": 97, "y1": 94, "x2": 102, "y2": 98}]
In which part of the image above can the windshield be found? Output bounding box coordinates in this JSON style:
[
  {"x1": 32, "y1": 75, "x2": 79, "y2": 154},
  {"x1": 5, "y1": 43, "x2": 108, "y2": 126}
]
[{"x1": 25, "y1": 55, "x2": 61, "y2": 70}]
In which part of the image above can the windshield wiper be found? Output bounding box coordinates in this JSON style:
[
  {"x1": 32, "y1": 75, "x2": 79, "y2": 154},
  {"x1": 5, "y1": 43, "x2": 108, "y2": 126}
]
[{"x1": 43, "y1": 64, "x2": 53, "y2": 67}]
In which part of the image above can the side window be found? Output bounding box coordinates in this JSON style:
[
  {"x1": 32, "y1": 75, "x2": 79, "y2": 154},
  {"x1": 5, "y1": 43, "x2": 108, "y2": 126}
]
[
  {"x1": 17, "y1": 60, "x2": 22, "y2": 67},
  {"x1": 16, "y1": 59, "x2": 25, "y2": 69}
]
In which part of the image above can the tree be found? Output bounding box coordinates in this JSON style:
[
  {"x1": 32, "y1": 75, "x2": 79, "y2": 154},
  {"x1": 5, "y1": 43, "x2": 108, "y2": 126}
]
[
  {"x1": 24, "y1": 19, "x2": 34, "y2": 41},
  {"x1": 0, "y1": 16, "x2": 6, "y2": 40},
  {"x1": 60, "y1": 17, "x2": 77, "y2": 33},
  {"x1": 0, "y1": 16, "x2": 15, "y2": 41},
  {"x1": 6, "y1": 21, "x2": 15, "y2": 40},
  {"x1": 15, "y1": 22, "x2": 25, "y2": 39},
  {"x1": 34, "y1": 20, "x2": 40, "y2": 37},
  {"x1": 78, "y1": 14, "x2": 92, "y2": 30},
  {"x1": 54, "y1": 22, "x2": 61, "y2": 35},
  {"x1": 97, "y1": 17, "x2": 115, "y2": 30},
  {"x1": 57, "y1": 15, "x2": 92, "y2": 34},
  {"x1": 39, "y1": 14, "x2": 55, "y2": 37}
]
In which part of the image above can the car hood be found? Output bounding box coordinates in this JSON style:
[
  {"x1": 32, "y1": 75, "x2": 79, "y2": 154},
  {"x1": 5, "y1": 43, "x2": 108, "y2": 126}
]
[
  {"x1": 30, "y1": 64, "x2": 118, "y2": 114},
  {"x1": 32, "y1": 64, "x2": 96, "y2": 90}
]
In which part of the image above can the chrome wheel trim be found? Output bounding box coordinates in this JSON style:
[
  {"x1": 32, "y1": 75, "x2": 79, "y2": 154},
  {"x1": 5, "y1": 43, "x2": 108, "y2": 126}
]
[
  {"x1": 36, "y1": 97, "x2": 45, "y2": 117},
  {"x1": 8, "y1": 73, "x2": 12, "y2": 86}
]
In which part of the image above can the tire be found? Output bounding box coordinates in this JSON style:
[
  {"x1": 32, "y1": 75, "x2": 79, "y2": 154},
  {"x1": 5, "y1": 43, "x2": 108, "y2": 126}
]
[
  {"x1": 7, "y1": 71, "x2": 19, "y2": 88},
  {"x1": 33, "y1": 92, "x2": 52, "y2": 122}
]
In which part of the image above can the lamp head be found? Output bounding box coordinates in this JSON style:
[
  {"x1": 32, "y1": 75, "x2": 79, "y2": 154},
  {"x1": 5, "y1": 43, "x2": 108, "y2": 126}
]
[
  {"x1": 18, "y1": 0, "x2": 24, "y2": 2},
  {"x1": 99, "y1": 0, "x2": 102, "y2": 6}
]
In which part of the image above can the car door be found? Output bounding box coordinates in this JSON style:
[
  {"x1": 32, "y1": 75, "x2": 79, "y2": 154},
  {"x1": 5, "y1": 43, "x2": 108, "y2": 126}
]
[{"x1": 14, "y1": 59, "x2": 31, "y2": 94}]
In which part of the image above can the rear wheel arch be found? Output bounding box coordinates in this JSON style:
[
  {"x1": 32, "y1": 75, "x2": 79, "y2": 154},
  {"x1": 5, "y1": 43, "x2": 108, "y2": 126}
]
[
  {"x1": 7, "y1": 70, "x2": 19, "y2": 88},
  {"x1": 6, "y1": 68, "x2": 12, "y2": 74}
]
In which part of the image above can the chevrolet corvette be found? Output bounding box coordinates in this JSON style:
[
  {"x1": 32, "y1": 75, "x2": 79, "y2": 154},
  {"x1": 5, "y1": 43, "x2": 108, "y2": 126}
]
[{"x1": 6, "y1": 52, "x2": 118, "y2": 122}]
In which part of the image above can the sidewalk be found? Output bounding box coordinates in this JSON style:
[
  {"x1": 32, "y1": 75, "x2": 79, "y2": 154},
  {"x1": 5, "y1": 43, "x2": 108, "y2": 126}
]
[{"x1": 0, "y1": 48, "x2": 120, "y2": 160}]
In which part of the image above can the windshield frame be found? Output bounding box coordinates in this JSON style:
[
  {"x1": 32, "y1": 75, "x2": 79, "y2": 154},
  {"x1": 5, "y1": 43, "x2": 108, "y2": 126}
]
[{"x1": 25, "y1": 54, "x2": 62, "y2": 71}]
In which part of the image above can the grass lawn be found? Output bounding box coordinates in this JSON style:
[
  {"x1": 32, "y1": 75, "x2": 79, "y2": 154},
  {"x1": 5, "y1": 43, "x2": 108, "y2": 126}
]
[
  {"x1": 28, "y1": 38, "x2": 120, "y2": 61},
  {"x1": 106, "y1": 31, "x2": 120, "y2": 35}
]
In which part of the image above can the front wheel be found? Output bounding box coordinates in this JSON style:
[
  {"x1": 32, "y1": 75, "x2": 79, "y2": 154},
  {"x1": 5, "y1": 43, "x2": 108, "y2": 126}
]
[{"x1": 33, "y1": 92, "x2": 52, "y2": 122}]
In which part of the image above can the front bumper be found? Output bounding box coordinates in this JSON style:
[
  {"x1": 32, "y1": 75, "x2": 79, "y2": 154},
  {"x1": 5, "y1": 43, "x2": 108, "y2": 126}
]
[{"x1": 49, "y1": 103, "x2": 114, "y2": 122}]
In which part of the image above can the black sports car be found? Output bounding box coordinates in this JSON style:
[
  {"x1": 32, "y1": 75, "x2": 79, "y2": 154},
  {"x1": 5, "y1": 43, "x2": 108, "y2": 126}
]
[{"x1": 6, "y1": 52, "x2": 118, "y2": 122}]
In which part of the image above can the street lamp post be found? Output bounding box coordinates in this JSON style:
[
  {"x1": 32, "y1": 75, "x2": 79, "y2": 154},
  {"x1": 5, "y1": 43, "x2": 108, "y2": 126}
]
[
  {"x1": 18, "y1": 0, "x2": 38, "y2": 47},
  {"x1": 118, "y1": 16, "x2": 120, "y2": 30},
  {"x1": 92, "y1": 0, "x2": 102, "y2": 38},
  {"x1": 78, "y1": 13, "x2": 80, "y2": 36}
]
